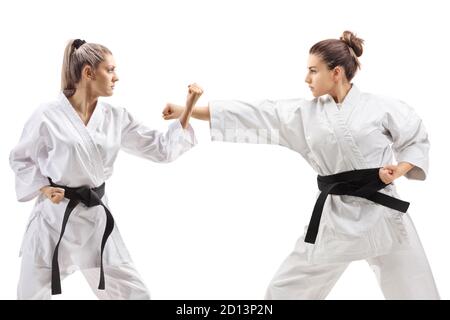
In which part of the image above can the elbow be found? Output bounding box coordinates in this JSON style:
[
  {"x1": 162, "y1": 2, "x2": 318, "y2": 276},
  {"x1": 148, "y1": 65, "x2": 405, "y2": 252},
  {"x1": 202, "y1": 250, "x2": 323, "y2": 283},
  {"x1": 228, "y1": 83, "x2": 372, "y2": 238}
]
[
  {"x1": 16, "y1": 192, "x2": 37, "y2": 203},
  {"x1": 144, "y1": 148, "x2": 177, "y2": 163},
  {"x1": 162, "y1": 151, "x2": 177, "y2": 163}
]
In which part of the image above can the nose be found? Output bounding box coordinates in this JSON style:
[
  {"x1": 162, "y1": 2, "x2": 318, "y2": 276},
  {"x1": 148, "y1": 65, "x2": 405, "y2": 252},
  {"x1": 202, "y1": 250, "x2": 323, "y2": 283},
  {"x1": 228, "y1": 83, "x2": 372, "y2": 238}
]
[{"x1": 305, "y1": 74, "x2": 311, "y2": 84}]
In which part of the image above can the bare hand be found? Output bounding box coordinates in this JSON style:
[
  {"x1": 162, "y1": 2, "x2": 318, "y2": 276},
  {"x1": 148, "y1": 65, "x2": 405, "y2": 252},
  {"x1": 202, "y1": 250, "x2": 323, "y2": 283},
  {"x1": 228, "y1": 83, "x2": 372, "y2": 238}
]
[
  {"x1": 162, "y1": 103, "x2": 184, "y2": 120},
  {"x1": 379, "y1": 165, "x2": 402, "y2": 184},
  {"x1": 40, "y1": 186, "x2": 65, "y2": 204}
]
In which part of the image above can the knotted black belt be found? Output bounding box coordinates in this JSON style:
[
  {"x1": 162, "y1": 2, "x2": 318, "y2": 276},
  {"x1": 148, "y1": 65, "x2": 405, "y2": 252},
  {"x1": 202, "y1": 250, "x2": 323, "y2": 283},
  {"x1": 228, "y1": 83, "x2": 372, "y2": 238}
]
[
  {"x1": 304, "y1": 168, "x2": 410, "y2": 244},
  {"x1": 48, "y1": 178, "x2": 115, "y2": 295}
]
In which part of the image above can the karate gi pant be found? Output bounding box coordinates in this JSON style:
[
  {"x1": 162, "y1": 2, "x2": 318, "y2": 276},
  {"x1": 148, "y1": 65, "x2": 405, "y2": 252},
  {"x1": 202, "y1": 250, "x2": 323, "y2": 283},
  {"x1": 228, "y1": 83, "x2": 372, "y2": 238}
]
[
  {"x1": 265, "y1": 214, "x2": 440, "y2": 300},
  {"x1": 17, "y1": 257, "x2": 150, "y2": 300}
]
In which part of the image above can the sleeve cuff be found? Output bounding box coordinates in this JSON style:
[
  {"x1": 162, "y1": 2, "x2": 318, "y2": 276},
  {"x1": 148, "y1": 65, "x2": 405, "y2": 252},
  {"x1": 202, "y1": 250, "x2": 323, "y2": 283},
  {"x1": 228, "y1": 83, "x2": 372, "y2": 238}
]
[
  {"x1": 209, "y1": 101, "x2": 226, "y2": 142},
  {"x1": 397, "y1": 158, "x2": 428, "y2": 180},
  {"x1": 16, "y1": 176, "x2": 49, "y2": 202},
  {"x1": 170, "y1": 120, "x2": 197, "y2": 146}
]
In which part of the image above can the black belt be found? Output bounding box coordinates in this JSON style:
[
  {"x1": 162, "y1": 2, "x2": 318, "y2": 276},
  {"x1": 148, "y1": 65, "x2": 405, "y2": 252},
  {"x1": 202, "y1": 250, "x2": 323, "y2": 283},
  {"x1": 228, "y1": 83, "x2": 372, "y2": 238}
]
[
  {"x1": 48, "y1": 178, "x2": 115, "y2": 295},
  {"x1": 304, "y1": 168, "x2": 410, "y2": 244}
]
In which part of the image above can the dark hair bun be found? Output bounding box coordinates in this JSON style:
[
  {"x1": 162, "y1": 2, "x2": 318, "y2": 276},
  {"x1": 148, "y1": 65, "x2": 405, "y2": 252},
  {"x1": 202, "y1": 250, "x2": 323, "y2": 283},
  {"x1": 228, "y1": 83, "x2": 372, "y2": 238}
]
[{"x1": 340, "y1": 31, "x2": 364, "y2": 57}]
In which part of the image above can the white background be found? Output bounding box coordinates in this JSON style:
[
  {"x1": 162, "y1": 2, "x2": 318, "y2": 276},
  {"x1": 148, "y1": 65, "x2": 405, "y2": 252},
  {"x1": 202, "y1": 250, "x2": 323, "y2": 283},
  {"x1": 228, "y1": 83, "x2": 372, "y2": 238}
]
[{"x1": 0, "y1": 0, "x2": 449, "y2": 300}]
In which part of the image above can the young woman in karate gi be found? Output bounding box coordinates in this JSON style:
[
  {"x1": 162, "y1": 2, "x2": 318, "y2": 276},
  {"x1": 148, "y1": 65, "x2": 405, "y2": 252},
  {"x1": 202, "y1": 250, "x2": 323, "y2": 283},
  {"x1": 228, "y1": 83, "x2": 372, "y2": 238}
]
[
  {"x1": 9, "y1": 39, "x2": 202, "y2": 300},
  {"x1": 162, "y1": 31, "x2": 440, "y2": 299}
]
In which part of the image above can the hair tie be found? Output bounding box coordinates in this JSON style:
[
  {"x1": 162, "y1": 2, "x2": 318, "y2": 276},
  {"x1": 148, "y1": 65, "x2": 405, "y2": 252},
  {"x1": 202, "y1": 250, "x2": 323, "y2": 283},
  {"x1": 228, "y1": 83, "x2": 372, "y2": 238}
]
[{"x1": 73, "y1": 39, "x2": 86, "y2": 49}]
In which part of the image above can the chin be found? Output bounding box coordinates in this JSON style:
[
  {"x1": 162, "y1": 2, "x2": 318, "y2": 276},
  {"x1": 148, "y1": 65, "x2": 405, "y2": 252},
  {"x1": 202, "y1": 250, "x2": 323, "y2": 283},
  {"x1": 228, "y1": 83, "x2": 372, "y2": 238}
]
[
  {"x1": 102, "y1": 91, "x2": 114, "y2": 97},
  {"x1": 312, "y1": 90, "x2": 326, "y2": 98}
]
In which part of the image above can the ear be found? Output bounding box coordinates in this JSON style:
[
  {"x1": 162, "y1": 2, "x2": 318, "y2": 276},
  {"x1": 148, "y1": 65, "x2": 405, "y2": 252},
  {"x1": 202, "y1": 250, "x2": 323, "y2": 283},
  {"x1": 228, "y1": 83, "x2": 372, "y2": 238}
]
[
  {"x1": 82, "y1": 65, "x2": 96, "y2": 81},
  {"x1": 332, "y1": 66, "x2": 344, "y2": 83}
]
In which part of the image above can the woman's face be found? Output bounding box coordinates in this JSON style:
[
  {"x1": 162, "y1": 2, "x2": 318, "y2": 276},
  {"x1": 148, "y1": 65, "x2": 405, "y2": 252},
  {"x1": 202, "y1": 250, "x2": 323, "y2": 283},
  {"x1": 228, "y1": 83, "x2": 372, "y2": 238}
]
[
  {"x1": 90, "y1": 54, "x2": 119, "y2": 97},
  {"x1": 304, "y1": 54, "x2": 335, "y2": 98}
]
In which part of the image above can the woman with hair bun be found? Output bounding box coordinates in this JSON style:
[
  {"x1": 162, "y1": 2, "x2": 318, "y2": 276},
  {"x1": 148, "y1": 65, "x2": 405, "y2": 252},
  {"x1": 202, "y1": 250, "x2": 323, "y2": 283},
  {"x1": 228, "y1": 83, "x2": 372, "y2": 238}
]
[
  {"x1": 9, "y1": 39, "x2": 202, "y2": 299},
  {"x1": 163, "y1": 31, "x2": 440, "y2": 299}
]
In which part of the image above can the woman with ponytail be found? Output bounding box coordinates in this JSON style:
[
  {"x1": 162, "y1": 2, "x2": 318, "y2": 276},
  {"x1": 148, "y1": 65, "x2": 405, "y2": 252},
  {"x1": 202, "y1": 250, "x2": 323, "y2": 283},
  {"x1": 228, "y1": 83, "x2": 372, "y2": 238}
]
[
  {"x1": 163, "y1": 31, "x2": 440, "y2": 299},
  {"x1": 9, "y1": 39, "x2": 201, "y2": 299}
]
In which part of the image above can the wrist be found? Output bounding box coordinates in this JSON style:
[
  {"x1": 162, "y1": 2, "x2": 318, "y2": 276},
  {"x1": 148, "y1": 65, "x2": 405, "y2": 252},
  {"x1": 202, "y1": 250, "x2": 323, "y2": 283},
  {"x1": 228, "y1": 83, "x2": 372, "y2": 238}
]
[{"x1": 398, "y1": 162, "x2": 414, "y2": 176}]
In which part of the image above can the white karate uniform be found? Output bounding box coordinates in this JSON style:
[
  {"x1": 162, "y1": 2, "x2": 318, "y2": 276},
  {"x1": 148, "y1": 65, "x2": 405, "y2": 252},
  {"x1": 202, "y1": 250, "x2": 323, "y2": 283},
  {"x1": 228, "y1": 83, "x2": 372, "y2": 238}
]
[
  {"x1": 209, "y1": 85, "x2": 439, "y2": 299},
  {"x1": 10, "y1": 93, "x2": 196, "y2": 300}
]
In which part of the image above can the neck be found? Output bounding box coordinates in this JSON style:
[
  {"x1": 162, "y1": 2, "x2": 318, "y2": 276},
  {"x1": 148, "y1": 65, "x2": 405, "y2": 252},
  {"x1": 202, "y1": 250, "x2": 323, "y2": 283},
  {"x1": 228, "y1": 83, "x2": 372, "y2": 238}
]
[
  {"x1": 68, "y1": 87, "x2": 98, "y2": 115},
  {"x1": 330, "y1": 82, "x2": 352, "y2": 104}
]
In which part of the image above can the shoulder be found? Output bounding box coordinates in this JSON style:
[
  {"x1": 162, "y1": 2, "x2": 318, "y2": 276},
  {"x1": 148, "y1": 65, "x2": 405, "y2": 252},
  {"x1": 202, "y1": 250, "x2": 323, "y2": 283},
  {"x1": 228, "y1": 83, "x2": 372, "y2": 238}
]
[
  {"x1": 23, "y1": 99, "x2": 61, "y2": 128},
  {"x1": 100, "y1": 100, "x2": 118, "y2": 114},
  {"x1": 98, "y1": 100, "x2": 128, "y2": 119},
  {"x1": 361, "y1": 91, "x2": 415, "y2": 115},
  {"x1": 269, "y1": 98, "x2": 314, "y2": 118},
  {"x1": 269, "y1": 98, "x2": 314, "y2": 124},
  {"x1": 275, "y1": 97, "x2": 313, "y2": 109},
  {"x1": 360, "y1": 92, "x2": 423, "y2": 130},
  {"x1": 100, "y1": 102, "x2": 138, "y2": 127}
]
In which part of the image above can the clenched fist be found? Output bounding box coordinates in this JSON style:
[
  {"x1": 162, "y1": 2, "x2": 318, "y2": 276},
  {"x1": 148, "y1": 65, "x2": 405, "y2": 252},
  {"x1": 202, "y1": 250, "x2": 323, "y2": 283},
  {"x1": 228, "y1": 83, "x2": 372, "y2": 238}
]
[
  {"x1": 186, "y1": 83, "x2": 203, "y2": 109},
  {"x1": 162, "y1": 103, "x2": 184, "y2": 120},
  {"x1": 40, "y1": 186, "x2": 65, "y2": 204},
  {"x1": 162, "y1": 83, "x2": 203, "y2": 120},
  {"x1": 379, "y1": 165, "x2": 404, "y2": 184}
]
